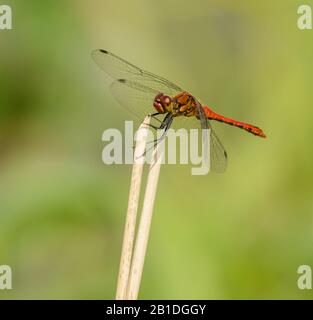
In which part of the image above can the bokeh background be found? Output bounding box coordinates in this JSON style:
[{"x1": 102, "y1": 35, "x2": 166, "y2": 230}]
[{"x1": 1, "y1": 0, "x2": 313, "y2": 299}]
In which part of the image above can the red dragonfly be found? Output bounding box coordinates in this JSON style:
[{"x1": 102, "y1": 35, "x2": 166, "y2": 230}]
[{"x1": 92, "y1": 49, "x2": 266, "y2": 172}]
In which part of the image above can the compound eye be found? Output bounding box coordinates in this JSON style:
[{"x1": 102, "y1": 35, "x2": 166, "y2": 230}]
[{"x1": 163, "y1": 96, "x2": 171, "y2": 106}]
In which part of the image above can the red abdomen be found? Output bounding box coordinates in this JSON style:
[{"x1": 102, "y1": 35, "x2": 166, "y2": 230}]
[{"x1": 203, "y1": 106, "x2": 266, "y2": 138}]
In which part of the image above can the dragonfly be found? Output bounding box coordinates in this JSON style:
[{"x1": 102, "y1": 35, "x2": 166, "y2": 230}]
[{"x1": 92, "y1": 49, "x2": 266, "y2": 172}]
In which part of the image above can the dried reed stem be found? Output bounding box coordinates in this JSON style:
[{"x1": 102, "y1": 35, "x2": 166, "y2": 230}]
[
  {"x1": 115, "y1": 117, "x2": 151, "y2": 300},
  {"x1": 126, "y1": 142, "x2": 164, "y2": 299}
]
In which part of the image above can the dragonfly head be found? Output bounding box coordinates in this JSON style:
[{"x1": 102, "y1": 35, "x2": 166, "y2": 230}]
[{"x1": 153, "y1": 93, "x2": 173, "y2": 113}]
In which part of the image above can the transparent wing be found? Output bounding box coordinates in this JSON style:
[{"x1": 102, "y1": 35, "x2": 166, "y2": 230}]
[
  {"x1": 167, "y1": 114, "x2": 227, "y2": 173},
  {"x1": 196, "y1": 100, "x2": 227, "y2": 172},
  {"x1": 110, "y1": 79, "x2": 160, "y2": 121},
  {"x1": 196, "y1": 99, "x2": 228, "y2": 173},
  {"x1": 92, "y1": 49, "x2": 183, "y2": 96},
  {"x1": 209, "y1": 127, "x2": 228, "y2": 173}
]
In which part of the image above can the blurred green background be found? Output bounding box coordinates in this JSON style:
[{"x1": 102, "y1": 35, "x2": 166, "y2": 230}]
[{"x1": 1, "y1": 0, "x2": 313, "y2": 299}]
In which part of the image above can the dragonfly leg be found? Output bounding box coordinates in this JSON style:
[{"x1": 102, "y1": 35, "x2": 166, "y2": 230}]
[
  {"x1": 144, "y1": 123, "x2": 159, "y2": 131},
  {"x1": 146, "y1": 114, "x2": 173, "y2": 146},
  {"x1": 149, "y1": 112, "x2": 161, "y2": 117},
  {"x1": 149, "y1": 112, "x2": 163, "y2": 123},
  {"x1": 136, "y1": 114, "x2": 173, "y2": 158},
  {"x1": 143, "y1": 112, "x2": 163, "y2": 130}
]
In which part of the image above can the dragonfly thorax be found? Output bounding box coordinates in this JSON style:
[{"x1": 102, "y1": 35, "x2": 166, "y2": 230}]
[
  {"x1": 172, "y1": 92, "x2": 199, "y2": 118},
  {"x1": 153, "y1": 92, "x2": 199, "y2": 118}
]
